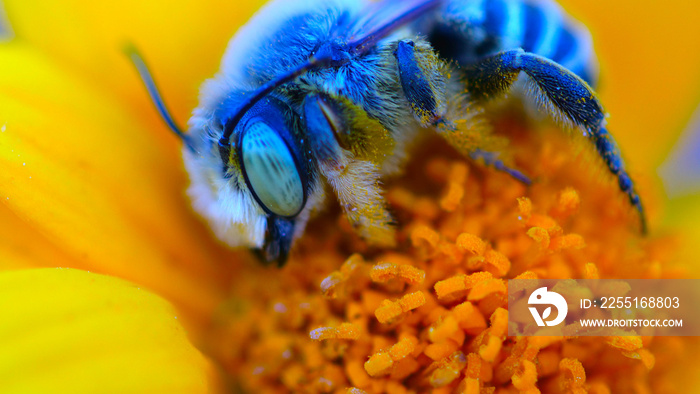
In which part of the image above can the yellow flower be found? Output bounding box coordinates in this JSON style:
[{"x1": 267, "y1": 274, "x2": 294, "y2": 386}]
[{"x1": 1, "y1": 0, "x2": 700, "y2": 393}]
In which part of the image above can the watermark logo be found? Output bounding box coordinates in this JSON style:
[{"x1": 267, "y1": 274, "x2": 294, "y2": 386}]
[
  {"x1": 509, "y1": 279, "x2": 697, "y2": 336},
  {"x1": 528, "y1": 287, "x2": 568, "y2": 327}
]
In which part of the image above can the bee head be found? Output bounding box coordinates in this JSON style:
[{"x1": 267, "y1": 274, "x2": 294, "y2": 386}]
[
  {"x1": 186, "y1": 94, "x2": 316, "y2": 267},
  {"x1": 128, "y1": 0, "x2": 444, "y2": 267}
]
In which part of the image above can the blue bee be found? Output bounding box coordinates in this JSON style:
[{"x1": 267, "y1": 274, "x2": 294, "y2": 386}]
[{"x1": 129, "y1": 0, "x2": 646, "y2": 266}]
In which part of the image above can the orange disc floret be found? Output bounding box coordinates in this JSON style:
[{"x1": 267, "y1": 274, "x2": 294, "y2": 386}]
[
  {"x1": 526, "y1": 214, "x2": 560, "y2": 232},
  {"x1": 440, "y1": 162, "x2": 469, "y2": 211},
  {"x1": 439, "y1": 241, "x2": 466, "y2": 264},
  {"x1": 467, "y1": 278, "x2": 506, "y2": 301},
  {"x1": 517, "y1": 196, "x2": 533, "y2": 221},
  {"x1": 370, "y1": 262, "x2": 425, "y2": 285},
  {"x1": 427, "y1": 351, "x2": 468, "y2": 388},
  {"x1": 209, "y1": 116, "x2": 690, "y2": 392},
  {"x1": 452, "y1": 302, "x2": 488, "y2": 333},
  {"x1": 456, "y1": 233, "x2": 488, "y2": 256},
  {"x1": 549, "y1": 233, "x2": 585, "y2": 251},
  {"x1": 483, "y1": 250, "x2": 511, "y2": 277},
  {"x1": 514, "y1": 271, "x2": 538, "y2": 280},
  {"x1": 583, "y1": 262, "x2": 600, "y2": 279},
  {"x1": 424, "y1": 340, "x2": 461, "y2": 361},
  {"x1": 458, "y1": 353, "x2": 485, "y2": 394},
  {"x1": 465, "y1": 352, "x2": 482, "y2": 380},
  {"x1": 309, "y1": 323, "x2": 361, "y2": 341},
  {"x1": 527, "y1": 227, "x2": 551, "y2": 249},
  {"x1": 622, "y1": 348, "x2": 656, "y2": 370},
  {"x1": 511, "y1": 359, "x2": 538, "y2": 391},
  {"x1": 389, "y1": 335, "x2": 418, "y2": 360},
  {"x1": 346, "y1": 361, "x2": 371, "y2": 389},
  {"x1": 559, "y1": 358, "x2": 587, "y2": 393},
  {"x1": 489, "y1": 308, "x2": 509, "y2": 339},
  {"x1": 410, "y1": 225, "x2": 441, "y2": 250},
  {"x1": 428, "y1": 315, "x2": 460, "y2": 343},
  {"x1": 606, "y1": 335, "x2": 642, "y2": 352},
  {"x1": 550, "y1": 187, "x2": 580, "y2": 219},
  {"x1": 478, "y1": 335, "x2": 502, "y2": 363},
  {"x1": 320, "y1": 253, "x2": 368, "y2": 299},
  {"x1": 364, "y1": 336, "x2": 418, "y2": 377},
  {"x1": 320, "y1": 271, "x2": 344, "y2": 299},
  {"x1": 390, "y1": 358, "x2": 422, "y2": 381},
  {"x1": 375, "y1": 291, "x2": 426, "y2": 324},
  {"x1": 435, "y1": 271, "x2": 493, "y2": 300},
  {"x1": 440, "y1": 181, "x2": 464, "y2": 212},
  {"x1": 363, "y1": 352, "x2": 393, "y2": 377}
]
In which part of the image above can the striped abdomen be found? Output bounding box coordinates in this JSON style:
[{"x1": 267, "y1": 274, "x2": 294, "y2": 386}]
[{"x1": 428, "y1": 0, "x2": 598, "y2": 85}]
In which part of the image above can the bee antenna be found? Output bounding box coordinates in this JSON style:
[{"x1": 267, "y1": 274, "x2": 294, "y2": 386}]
[
  {"x1": 217, "y1": 54, "x2": 335, "y2": 162},
  {"x1": 217, "y1": 0, "x2": 443, "y2": 163},
  {"x1": 125, "y1": 44, "x2": 196, "y2": 152}
]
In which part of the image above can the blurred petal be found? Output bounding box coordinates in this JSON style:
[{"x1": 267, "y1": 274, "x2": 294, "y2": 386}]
[
  {"x1": 0, "y1": 42, "x2": 242, "y2": 323},
  {"x1": 660, "y1": 105, "x2": 700, "y2": 274},
  {"x1": 662, "y1": 194, "x2": 700, "y2": 277},
  {"x1": 3, "y1": 0, "x2": 265, "y2": 130},
  {"x1": 0, "y1": 204, "x2": 75, "y2": 270},
  {"x1": 0, "y1": 3, "x2": 12, "y2": 42},
  {"x1": 560, "y1": 0, "x2": 700, "y2": 170},
  {"x1": 0, "y1": 268, "x2": 210, "y2": 393},
  {"x1": 659, "y1": 104, "x2": 700, "y2": 198}
]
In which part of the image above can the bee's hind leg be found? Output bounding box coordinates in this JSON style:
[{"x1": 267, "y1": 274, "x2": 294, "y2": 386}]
[{"x1": 462, "y1": 49, "x2": 646, "y2": 233}]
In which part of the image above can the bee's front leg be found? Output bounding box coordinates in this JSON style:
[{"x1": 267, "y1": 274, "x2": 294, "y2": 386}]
[
  {"x1": 393, "y1": 39, "x2": 447, "y2": 127},
  {"x1": 303, "y1": 94, "x2": 396, "y2": 247}
]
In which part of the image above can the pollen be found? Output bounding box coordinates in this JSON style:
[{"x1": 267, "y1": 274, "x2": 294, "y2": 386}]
[
  {"x1": 364, "y1": 336, "x2": 418, "y2": 376},
  {"x1": 511, "y1": 359, "x2": 538, "y2": 391},
  {"x1": 559, "y1": 358, "x2": 587, "y2": 393},
  {"x1": 456, "y1": 233, "x2": 487, "y2": 255},
  {"x1": 207, "y1": 124, "x2": 686, "y2": 393},
  {"x1": 309, "y1": 323, "x2": 361, "y2": 341},
  {"x1": 434, "y1": 272, "x2": 493, "y2": 300},
  {"x1": 410, "y1": 225, "x2": 440, "y2": 250},
  {"x1": 375, "y1": 291, "x2": 426, "y2": 324},
  {"x1": 369, "y1": 262, "x2": 425, "y2": 285}
]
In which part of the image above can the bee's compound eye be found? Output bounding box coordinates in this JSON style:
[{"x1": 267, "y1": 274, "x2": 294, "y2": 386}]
[{"x1": 241, "y1": 122, "x2": 305, "y2": 217}]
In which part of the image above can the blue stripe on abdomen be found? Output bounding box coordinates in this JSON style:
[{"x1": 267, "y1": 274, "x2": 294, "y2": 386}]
[
  {"x1": 521, "y1": 3, "x2": 545, "y2": 53},
  {"x1": 483, "y1": 0, "x2": 508, "y2": 36},
  {"x1": 551, "y1": 27, "x2": 577, "y2": 66}
]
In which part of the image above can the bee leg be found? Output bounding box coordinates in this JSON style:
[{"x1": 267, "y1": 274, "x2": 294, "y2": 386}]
[
  {"x1": 304, "y1": 95, "x2": 396, "y2": 246},
  {"x1": 394, "y1": 39, "x2": 447, "y2": 126},
  {"x1": 469, "y1": 149, "x2": 531, "y2": 184},
  {"x1": 393, "y1": 40, "x2": 530, "y2": 183},
  {"x1": 463, "y1": 49, "x2": 646, "y2": 233}
]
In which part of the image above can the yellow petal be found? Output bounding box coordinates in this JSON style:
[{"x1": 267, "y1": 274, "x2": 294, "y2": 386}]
[
  {"x1": 561, "y1": 0, "x2": 700, "y2": 169},
  {"x1": 659, "y1": 109, "x2": 700, "y2": 197},
  {"x1": 0, "y1": 204, "x2": 75, "y2": 270},
  {"x1": 663, "y1": 194, "x2": 700, "y2": 275},
  {"x1": 0, "y1": 42, "x2": 243, "y2": 323},
  {"x1": 0, "y1": 268, "x2": 211, "y2": 393}
]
